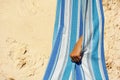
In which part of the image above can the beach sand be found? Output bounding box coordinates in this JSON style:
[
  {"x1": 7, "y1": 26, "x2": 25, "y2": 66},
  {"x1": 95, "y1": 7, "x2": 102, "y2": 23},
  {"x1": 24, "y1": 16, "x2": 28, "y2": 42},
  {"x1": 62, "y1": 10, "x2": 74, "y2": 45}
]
[{"x1": 0, "y1": 0, "x2": 120, "y2": 80}]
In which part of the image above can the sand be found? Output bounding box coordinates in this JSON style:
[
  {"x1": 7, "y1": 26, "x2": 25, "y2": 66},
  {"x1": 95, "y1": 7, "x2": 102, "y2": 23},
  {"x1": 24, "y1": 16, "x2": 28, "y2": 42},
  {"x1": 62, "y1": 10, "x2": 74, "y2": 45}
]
[
  {"x1": 103, "y1": 0, "x2": 120, "y2": 79},
  {"x1": 0, "y1": 0, "x2": 120, "y2": 80}
]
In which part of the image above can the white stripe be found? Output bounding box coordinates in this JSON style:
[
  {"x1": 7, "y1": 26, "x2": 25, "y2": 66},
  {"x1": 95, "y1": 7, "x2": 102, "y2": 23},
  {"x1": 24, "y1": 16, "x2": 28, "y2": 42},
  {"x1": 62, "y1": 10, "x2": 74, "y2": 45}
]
[
  {"x1": 81, "y1": 0, "x2": 87, "y2": 79},
  {"x1": 51, "y1": 0, "x2": 71, "y2": 79},
  {"x1": 89, "y1": 0, "x2": 96, "y2": 79},
  {"x1": 69, "y1": 71, "x2": 73, "y2": 80},
  {"x1": 96, "y1": 0, "x2": 106, "y2": 80},
  {"x1": 60, "y1": 0, "x2": 73, "y2": 79},
  {"x1": 77, "y1": 1, "x2": 85, "y2": 79},
  {"x1": 76, "y1": 0, "x2": 81, "y2": 41},
  {"x1": 81, "y1": 0, "x2": 93, "y2": 79},
  {"x1": 80, "y1": 65, "x2": 85, "y2": 80}
]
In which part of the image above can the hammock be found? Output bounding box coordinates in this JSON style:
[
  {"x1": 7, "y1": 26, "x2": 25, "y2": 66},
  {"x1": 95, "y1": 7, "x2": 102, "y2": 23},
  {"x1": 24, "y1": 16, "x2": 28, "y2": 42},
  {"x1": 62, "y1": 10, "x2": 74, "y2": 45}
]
[{"x1": 43, "y1": 0, "x2": 109, "y2": 80}]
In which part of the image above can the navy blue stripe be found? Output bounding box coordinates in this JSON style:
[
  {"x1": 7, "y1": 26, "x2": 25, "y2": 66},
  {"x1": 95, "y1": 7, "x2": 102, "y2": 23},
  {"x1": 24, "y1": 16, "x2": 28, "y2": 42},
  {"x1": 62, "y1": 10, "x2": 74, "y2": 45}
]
[
  {"x1": 43, "y1": 0, "x2": 65, "y2": 79},
  {"x1": 91, "y1": 0, "x2": 102, "y2": 79},
  {"x1": 99, "y1": 0, "x2": 109, "y2": 79}
]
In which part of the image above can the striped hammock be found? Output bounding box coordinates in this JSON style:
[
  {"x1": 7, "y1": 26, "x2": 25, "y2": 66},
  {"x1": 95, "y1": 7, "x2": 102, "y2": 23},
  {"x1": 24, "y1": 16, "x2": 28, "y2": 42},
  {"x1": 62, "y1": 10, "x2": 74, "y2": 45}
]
[{"x1": 43, "y1": 0, "x2": 109, "y2": 80}]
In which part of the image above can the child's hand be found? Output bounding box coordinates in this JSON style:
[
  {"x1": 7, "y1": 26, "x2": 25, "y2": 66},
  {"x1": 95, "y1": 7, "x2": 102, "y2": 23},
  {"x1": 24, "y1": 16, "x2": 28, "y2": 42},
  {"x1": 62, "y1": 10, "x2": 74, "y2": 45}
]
[{"x1": 70, "y1": 36, "x2": 83, "y2": 63}]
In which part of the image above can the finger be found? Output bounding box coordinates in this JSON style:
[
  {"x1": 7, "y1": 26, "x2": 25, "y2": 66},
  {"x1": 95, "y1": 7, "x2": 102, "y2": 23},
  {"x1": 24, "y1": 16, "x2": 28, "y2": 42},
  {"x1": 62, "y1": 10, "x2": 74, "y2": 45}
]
[
  {"x1": 71, "y1": 56, "x2": 76, "y2": 62},
  {"x1": 71, "y1": 55, "x2": 81, "y2": 62},
  {"x1": 74, "y1": 56, "x2": 80, "y2": 62},
  {"x1": 77, "y1": 55, "x2": 81, "y2": 60},
  {"x1": 75, "y1": 57, "x2": 79, "y2": 62},
  {"x1": 73, "y1": 56, "x2": 79, "y2": 62},
  {"x1": 77, "y1": 56, "x2": 81, "y2": 62},
  {"x1": 76, "y1": 55, "x2": 82, "y2": 62},
  {"x1": 71, "y1": 57, "x2": 76, "y2": 62},
  {"x1": 71, "y1": 59, "x2": 74, "y2": 62}
]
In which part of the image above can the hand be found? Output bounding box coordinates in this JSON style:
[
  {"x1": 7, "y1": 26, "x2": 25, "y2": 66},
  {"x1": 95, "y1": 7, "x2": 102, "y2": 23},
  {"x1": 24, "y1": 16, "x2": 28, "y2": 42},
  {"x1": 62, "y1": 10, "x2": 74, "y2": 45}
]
[{"x1": 70, "y1": 36, "x2": 83, "y2": 63}]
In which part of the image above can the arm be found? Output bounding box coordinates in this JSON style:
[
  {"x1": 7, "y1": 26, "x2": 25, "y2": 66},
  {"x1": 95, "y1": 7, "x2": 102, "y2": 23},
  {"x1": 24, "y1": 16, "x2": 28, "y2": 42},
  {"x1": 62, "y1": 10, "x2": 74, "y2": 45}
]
[{"x1": 69, "y1": 36, "x2": 83, "y2": 63}]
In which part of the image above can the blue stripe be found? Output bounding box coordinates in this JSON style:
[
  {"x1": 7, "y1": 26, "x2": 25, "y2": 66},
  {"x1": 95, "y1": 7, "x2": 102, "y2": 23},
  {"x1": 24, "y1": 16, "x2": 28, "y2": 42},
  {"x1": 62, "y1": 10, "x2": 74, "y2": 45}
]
[
  {"x1": 91, "y1": 0, "x2": 102, "y2": 79},
  {"x1": 43, "y1": 0, "x2": 65, "y2": 79},
  {"x1": 52, "y1": 0, "x2": 61, "y2": 48},
  {"x1": 62, "y1": 0, "x2": 79, "y2": 79},
  {"x1": 99, "y1": 0, "x2": 109, "y2": 79},
  {"x1": 79, "y1": 1, "x2": 83, "y2": 38},
  {"x1": 75, "y1": 64, "x2": 82, "y2": 80}
]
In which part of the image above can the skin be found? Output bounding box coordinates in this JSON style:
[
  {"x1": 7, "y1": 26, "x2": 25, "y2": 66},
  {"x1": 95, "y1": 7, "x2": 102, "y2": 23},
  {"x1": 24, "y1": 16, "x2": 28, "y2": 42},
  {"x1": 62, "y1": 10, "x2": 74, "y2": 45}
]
[{"x1": 69, "y1": 36, "x2": 83, "y2": 63}]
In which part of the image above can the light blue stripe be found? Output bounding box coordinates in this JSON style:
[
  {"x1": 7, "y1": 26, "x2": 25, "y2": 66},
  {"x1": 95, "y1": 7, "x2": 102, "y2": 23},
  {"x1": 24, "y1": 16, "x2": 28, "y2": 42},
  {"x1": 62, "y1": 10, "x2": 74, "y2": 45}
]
[
  {"x1": 99, "y1": 0, "x2": 109, "y2": 79},
  {"x1": 52, "y1": 0, "x2": 61, "y2": 48},
  {"x1": 91, "y1": 0, "x2": 102, "y2": 79},
  {"x1": 81, "y1": 0, "x2": 87, "y2": 51},
  {"x1": 72, "y1": 63, "x2": 76, "y2": 80},
  {"x1": 87, "y1": 0, "x2": 95, "y2": 79},
  {"x1": 62, "y1": 0, "x2": 79, "y2": 79},
  {"x1": 43, "y1": 0, "x2": 65, "y2": 79}
]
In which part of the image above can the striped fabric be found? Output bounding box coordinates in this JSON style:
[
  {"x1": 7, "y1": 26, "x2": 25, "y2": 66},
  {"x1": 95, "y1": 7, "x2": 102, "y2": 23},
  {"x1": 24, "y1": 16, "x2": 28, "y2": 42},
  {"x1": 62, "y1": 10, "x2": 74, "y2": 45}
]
[{"x1": 43, "y1": 0, "x2": 109, "y2": 80}]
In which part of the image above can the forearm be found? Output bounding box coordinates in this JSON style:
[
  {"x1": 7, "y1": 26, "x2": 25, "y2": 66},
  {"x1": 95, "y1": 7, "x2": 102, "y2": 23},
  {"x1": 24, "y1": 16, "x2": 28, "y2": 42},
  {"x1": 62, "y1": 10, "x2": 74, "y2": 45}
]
[
  {"x1": 75, "y1": 36, "x2": 83, "y2": 48},
  {"x1": 72, "y1": 36, "x2": 83, "y2": 54},
  {"x1": 70, "y1": 36, "x2": 83, "y2": 62}
]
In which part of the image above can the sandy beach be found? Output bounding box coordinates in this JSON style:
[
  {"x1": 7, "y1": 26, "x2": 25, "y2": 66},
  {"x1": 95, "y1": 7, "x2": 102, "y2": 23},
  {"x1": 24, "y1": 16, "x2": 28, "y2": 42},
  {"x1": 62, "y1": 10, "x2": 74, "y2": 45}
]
[{"x1": 0, "y1": 0, "x2": 120, "y2": 80}]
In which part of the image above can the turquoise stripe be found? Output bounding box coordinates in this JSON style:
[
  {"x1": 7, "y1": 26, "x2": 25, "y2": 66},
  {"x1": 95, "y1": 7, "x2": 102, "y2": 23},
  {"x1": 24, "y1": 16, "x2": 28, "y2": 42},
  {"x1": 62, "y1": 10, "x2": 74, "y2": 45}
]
[
  {"x1": 52, "y1": 0, "x2": 61, "y2": 48},
  {"x1": 91, "y1": 0, "x2": 102, "y2": 79},
  {"x1": 62, "y1": 0, "x2": 78, "y2": 79}
]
